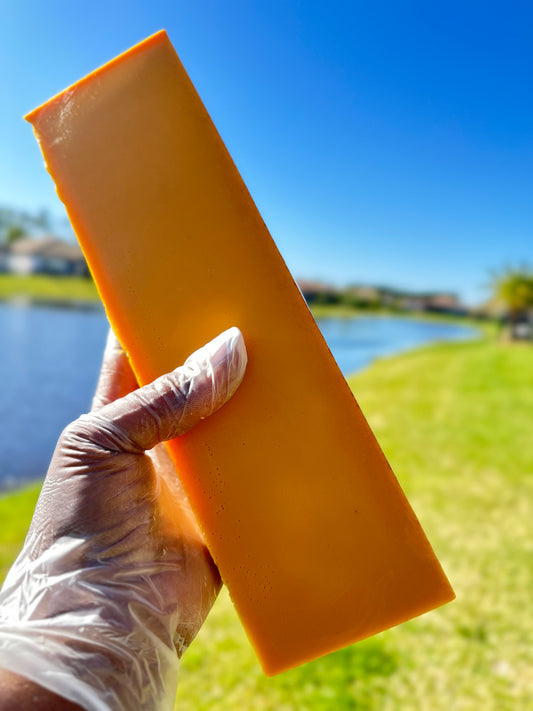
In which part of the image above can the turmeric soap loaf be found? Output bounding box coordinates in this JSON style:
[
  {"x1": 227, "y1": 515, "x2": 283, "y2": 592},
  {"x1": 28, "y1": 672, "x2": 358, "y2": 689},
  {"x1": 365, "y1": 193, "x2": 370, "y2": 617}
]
[{"x1": 26, "y1": 30, "x2": 454, "y2": 675}]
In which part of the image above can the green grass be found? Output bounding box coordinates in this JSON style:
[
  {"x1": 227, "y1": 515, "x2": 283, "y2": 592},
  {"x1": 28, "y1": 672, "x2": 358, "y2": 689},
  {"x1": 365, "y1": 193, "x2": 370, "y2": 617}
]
[
  {"x1": 0, "y1": 274, "x2": 100, "y2": 303},
  {"x1": 0, "y1": 484, "x2": 41, "y2": 580},
  {"x1": 176, "y1": 337, "x2": 533, "y2": 710},
  {"x1": 1, "y1": 337, "x2": 532, "y2": 709}
]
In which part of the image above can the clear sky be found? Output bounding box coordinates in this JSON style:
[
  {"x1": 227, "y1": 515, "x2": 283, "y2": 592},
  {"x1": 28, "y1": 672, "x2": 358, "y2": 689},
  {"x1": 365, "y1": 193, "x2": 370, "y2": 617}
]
[{"x1": 1, "y1": 1, "x2": 532, "y2": 304}]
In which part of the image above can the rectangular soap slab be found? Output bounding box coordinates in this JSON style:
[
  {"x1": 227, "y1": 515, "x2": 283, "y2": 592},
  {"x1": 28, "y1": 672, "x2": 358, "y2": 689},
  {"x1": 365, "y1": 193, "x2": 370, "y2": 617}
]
[{"x1": 26, "y1": 30, "x2": 454, "y2": 675}]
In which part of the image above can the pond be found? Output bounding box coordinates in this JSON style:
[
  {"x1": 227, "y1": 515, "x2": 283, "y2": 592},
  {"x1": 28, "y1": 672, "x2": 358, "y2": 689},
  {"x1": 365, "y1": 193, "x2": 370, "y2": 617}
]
[
  {"x1": 317, "y1": 314, "x2": 478, "y2": 375},
  {"x1": 0, "y1": 303, "x2": 478, "y2": 490}
]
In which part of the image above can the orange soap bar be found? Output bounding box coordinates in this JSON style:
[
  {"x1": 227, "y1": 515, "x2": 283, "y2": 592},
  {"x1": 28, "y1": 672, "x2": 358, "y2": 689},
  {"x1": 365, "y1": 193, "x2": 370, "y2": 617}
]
[{"x1": 26, "y1": 30, "x2": 454, "y2": 675}]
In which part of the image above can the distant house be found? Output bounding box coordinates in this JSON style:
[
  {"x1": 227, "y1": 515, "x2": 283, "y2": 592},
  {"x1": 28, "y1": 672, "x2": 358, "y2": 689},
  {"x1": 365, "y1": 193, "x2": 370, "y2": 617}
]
[
  {"x1": 297, "y1": 280, "x2": 340, "y2": 305},
  {"x1": 398, "y1": 295, "x2": 427, "y2": 311},
  {"x1": 344, "y1": 285, "x2": 382, "y2": 308},
  {"x1": 421, "y1": 292, "x2": 467, "y2": 316},
  {"x1": 4, "y1": 236, "x2": 89, "y2": 277},
  {"x1": 511, "y1": 319, "x2": 533, "y2": 340},
  {"x1": 0, "y1": 243, "x2": 9, "y2": 273}
]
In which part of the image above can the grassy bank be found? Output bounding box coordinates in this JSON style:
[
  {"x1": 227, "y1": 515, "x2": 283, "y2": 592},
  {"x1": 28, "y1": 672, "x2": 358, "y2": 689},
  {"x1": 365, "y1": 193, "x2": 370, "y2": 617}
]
[
  {"x1": 1, "y1": 337, "x2": 531, "y2": 709},
  {"x1": 0, "y1": 274, "x2": 100, "y2": 304},
  {"x1": 0, "y1": 484, "x2": 41, "y2": 580}
]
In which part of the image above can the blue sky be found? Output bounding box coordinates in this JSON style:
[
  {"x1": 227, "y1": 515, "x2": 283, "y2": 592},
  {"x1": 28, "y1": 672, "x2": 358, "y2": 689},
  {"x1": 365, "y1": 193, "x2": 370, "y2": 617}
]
[{"x1": 1, "y1": 1, "x2": 532, "y2": 304}]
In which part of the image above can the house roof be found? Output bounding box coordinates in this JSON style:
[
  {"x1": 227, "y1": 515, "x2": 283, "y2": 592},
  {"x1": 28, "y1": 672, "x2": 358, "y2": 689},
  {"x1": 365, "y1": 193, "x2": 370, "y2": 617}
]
[
  {"x1": 297, "y1": 279, "x2": 338, "y2": 294},
  {"x1": 346, "y1": 285, "x2": 381, "y2": 299},
  {"x1": 425, "y1": 293, "x2": 461, "y2": 308},
  {"x1": 8, "y1": 236, "x2": 84, "y2": 260}
]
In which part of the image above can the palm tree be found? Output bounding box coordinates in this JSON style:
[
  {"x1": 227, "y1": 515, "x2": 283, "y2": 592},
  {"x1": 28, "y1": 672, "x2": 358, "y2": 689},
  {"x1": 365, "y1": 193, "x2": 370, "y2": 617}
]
[{"x1": 490, "y1": 266, "x2": 533, "y2": 339}]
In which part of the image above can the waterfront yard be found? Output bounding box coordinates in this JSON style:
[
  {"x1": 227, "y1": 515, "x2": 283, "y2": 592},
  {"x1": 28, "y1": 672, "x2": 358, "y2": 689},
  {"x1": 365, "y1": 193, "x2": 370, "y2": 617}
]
[
  {"x1": 1, "y1": 337, "x2": 532, "y2": 709},
  {"x1": 0, "y1": 273, "x2": 99, "y2": 303}
]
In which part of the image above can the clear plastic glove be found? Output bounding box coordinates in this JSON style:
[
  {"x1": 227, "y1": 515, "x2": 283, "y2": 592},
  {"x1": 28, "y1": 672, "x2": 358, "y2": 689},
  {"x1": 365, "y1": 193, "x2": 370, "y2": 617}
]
[{"x1": 0, "y1": 327, "x2": 247, "y2": 711}]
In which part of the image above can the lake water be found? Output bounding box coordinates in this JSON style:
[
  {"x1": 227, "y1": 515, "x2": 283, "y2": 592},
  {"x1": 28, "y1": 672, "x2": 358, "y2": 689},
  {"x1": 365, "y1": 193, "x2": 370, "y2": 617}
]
[
  {"x1": 0, "y1": 303, "x2": 477, "y2": 490},
  {"x1": 317, "y1": 315, "x2": 478, "y2": 375}
]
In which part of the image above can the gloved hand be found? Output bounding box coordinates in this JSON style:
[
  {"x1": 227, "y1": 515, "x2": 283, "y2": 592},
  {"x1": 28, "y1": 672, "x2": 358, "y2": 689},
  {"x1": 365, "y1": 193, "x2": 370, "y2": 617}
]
[{"x1": 0, "y1": 326, "x2": 247, "y2": 711}]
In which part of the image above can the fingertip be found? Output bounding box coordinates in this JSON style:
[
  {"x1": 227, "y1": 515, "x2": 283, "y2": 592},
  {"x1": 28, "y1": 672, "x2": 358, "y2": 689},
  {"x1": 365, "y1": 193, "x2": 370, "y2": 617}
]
[
  {"x1": 224, "y1": 327, "x2": 247, "y2": 398},
  {"x1": 184, "y1": 326, "x2": 247, "y2": 406},
  {"x1": 103, "y1": 327, "x2": 123, "y2": 359},
  {"x1": 92, "y1": 327, "x2": 138, "y2": 410}
]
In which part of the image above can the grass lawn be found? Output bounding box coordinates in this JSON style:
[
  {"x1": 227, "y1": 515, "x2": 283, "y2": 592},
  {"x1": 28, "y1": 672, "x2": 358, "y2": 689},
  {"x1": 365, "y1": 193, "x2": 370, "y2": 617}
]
[
  {"x1": 0, "y1": 484, "x2": 41, "y2": 580},
  {"x1": 0, "y1": 274, "x2": 100, "y2": 303},
  {"x1": 1, "y1": 337, "x2": 531, "y2": 709}
]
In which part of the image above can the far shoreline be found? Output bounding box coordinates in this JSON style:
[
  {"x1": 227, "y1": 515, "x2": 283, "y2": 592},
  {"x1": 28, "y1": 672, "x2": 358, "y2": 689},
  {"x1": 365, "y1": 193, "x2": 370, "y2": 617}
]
[
  {"x1": 0, "y1": 276, "x2": 491, "y2": 329},
  {"x1": 0, "y1": 294, "x2": 104, "y2": 311}
]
